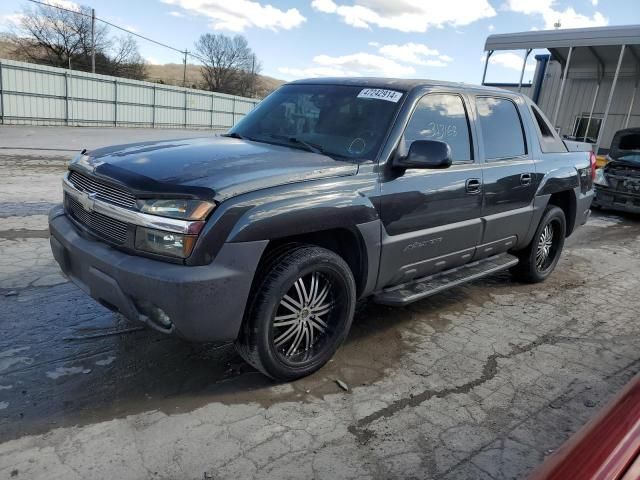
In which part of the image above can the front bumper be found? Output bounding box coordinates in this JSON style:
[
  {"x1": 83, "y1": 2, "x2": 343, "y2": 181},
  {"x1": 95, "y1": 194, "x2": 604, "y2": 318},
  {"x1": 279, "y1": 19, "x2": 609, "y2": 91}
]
[
  {"x1": 49, "y1": 205, "x2": 267, "y2": 342},
  {"x1": 593, "y1": 186, "x2": 640, "y2": 214}
]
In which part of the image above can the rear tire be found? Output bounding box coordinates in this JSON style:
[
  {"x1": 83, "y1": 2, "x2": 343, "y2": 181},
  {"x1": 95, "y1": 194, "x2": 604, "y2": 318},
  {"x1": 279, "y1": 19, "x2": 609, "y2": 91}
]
[
  {"x1": 511, "y1": 205, "x2": 566, "y2": 283},
  {"x1": 235, "y1": 245, "x2": 356, "y2": 381}
]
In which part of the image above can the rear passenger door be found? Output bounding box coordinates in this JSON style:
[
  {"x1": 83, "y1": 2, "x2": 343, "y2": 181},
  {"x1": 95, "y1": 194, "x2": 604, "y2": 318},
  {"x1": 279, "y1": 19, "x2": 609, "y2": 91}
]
[{"x1": 473, "y1": 95, "x2": 537, "y2": 259}]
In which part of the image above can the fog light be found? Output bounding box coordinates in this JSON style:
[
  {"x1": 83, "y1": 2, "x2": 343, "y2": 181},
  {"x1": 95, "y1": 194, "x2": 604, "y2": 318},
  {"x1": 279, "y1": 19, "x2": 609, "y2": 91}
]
[
  {"x1": 135, "y1": 300, "x2": 173, "y2": 330},
  {"x1": 135, "y1": 226, "x2": 197, "y2": 258}
]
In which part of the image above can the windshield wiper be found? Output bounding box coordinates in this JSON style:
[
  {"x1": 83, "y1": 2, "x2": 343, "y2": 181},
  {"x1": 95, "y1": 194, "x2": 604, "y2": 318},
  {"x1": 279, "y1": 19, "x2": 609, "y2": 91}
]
[
  {"x1": 220, "y1": 132, "x2": 245, "y2": 139},
  {"x1": 267, "y1": 134, "x2": 325, "y2": 155}
]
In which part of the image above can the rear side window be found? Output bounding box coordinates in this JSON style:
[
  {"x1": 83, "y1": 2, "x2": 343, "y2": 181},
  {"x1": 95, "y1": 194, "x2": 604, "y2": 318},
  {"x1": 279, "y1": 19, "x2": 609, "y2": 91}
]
[
  {"x1": 476, "y1": 97, "x2": 527, "y2": 160},
  {"x1": 403, "y1": 94, "x2": 473, "y2": 162},
  {"x1": 531, "y1": 104, "x2": 567, "y2": 153}
]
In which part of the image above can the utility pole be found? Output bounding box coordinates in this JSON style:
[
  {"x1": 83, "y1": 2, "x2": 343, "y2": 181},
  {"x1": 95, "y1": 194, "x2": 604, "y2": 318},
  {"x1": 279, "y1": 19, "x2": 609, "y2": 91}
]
[
  {"x1": 183, "y1": 50, "x2": 188, "y2": 87},
  {"x1": 91, "y1": 8, "x2": 96, "y2": 73},
  {"x1": 251, "y1": 53, "x2": 256, "y2": 98}
]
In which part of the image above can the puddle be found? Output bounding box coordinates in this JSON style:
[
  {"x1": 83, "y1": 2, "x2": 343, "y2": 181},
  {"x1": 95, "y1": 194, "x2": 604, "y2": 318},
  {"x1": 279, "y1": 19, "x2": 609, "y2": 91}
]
[
  {"x1": 46, "y1": 366, "x2": 93, "y2": 379},
  {"x1": 95, "y1": 356, "x2": 117, "y2": 366}
]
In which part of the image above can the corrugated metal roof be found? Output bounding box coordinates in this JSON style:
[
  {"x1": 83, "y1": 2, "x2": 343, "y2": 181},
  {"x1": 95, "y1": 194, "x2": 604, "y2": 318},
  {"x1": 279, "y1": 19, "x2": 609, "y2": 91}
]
[{"x1": 485, "y1": 24, "x2": 640, "y2": 51}]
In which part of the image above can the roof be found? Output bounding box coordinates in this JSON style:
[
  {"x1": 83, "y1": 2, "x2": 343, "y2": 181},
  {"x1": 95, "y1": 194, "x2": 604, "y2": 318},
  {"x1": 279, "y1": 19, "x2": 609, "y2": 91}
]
[
  {"x1": 485, "y1": 24, "x2": 640, "y2": 51},
  {"x1": 287, "y1": 77, "x2": 515, "y2": 94},
  {"x1": 485, "y1": 24, "x2": 640, "y2": 70}
]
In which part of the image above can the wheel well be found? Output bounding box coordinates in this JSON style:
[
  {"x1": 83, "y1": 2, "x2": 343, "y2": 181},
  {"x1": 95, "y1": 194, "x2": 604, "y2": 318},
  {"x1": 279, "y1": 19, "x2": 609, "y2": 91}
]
[
  {"x1": 548, "y1": 190, "x2": 577, "y2": 236},
  {"x1": 261, "y1": 229, "x2": 367, "y2": 296}
]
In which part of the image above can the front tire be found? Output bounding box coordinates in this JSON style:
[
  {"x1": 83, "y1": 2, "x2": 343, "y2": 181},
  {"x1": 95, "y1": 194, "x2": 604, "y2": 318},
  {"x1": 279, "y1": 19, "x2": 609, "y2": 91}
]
[
  {"x1": 235, "y1": 245, "x2": 356, "y2": 381},
  {"x1": 511, "y1": 205, "x2": 566, "y2": 283}
]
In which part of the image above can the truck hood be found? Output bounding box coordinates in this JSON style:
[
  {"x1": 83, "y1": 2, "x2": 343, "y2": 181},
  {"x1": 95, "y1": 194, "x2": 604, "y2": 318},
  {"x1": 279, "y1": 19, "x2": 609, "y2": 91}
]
[{"x1": 73, "y1": 136, "x2": 358, "y2": 201}]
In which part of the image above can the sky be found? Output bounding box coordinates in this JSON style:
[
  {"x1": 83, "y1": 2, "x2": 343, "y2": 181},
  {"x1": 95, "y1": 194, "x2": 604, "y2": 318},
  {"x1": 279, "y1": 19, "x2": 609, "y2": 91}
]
[{"x1": 1, "y1": 0, "x2": 638, "y2": 85}]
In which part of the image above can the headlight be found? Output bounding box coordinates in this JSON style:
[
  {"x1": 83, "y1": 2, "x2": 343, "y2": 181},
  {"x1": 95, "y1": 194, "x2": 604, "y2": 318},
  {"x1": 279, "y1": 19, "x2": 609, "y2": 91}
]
[
  {"x1": 135, "y1": 226, "x2": 197, "y2": 258},
  {"x1": 593, "y1": 168, "x2": 609, "y2": 187},
  {"x1": 137, "y1": 199, "x2": 215, "y2": 220}
]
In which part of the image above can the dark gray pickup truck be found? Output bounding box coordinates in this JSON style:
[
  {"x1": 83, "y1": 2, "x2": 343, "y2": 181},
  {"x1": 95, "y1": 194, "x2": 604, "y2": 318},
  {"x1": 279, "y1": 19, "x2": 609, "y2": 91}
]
[{"x1": 49, "y1": 78, "x2": 595, "y2": 380}]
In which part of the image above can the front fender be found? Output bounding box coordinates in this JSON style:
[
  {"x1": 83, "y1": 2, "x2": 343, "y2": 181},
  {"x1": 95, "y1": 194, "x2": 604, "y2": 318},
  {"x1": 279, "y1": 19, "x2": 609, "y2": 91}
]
[{"x1": 227, "y1": 175, "x2": 379, "y2": 242}]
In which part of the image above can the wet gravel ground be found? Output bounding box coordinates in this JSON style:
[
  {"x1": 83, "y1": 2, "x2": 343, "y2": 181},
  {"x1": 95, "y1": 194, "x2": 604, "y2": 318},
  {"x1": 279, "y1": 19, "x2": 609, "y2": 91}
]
[{"x1": 1, "y1": 127, "x2": 640, "y2": 479}]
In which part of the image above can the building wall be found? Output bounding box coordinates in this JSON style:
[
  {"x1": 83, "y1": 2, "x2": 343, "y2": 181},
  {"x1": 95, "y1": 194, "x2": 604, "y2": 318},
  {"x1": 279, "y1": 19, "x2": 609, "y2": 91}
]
[
  {"x1": 527, "y1": 59, "x2": 639, "y2": 150},
  {"x1": 0, "y1": 59, "x2": 260, "y2": 129}
]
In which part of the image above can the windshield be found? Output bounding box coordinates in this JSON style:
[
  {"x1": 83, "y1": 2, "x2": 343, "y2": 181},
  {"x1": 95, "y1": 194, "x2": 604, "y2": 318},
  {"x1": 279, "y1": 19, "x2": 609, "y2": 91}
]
[
  {"x1": 617, "y1": 154, "x2": 640, "y2": 165},
  {"x1": 229, "y1": 84, "x2": 405, "y2": 160}
]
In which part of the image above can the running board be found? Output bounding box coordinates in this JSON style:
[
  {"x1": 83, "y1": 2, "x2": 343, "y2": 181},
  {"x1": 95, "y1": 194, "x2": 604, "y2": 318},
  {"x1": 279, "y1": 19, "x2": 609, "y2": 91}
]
[{"x1": 373, "y1": 253, "x2": 519, "y2": 306}]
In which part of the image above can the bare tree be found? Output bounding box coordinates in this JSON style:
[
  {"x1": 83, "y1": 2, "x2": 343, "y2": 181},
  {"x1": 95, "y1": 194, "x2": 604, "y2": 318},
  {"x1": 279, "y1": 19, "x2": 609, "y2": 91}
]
[
  {"x1": 195, "y1": 33, "x2": 260, "y2": 96},
  {"x1": 9, "y1": 2, "x2": 146, "y2": 79}
]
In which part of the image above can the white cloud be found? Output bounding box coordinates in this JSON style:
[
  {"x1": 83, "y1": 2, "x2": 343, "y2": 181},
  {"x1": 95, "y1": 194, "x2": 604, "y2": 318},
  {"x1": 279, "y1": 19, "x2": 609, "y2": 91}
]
[
  {"x1": 0, "y1": 13, "x2": 25, "y2": 27},
  {"x1": 504, "y1": 0, "x2": 608, "y2": 29},
  {"x1": 279, "y1": 51, "x2": 416, "y2": 79},
  {"x1": 168, "y1": 11, "x2": 184, "y2": 17},
  {"x1": 279, "y1": 40, "x2": 455, "y2": 80},
  {"x1": 488, "y1": 23, "x2": 495, "y2": 32},
  {"x1": 314, "y1": 53, "x2": 415, "y2": 75},
  {"x1": 378, "y1": 42, "x2": 440, "y2": 64},
  {"x1": 279, "y1": 66, "x2": 360, "y2": 78},
  {"x1": 591, "y1": 0, "x2": 598, "y2": 5},
  {"x1": 481, "y1": 52, "x2": 536, "y2": 72},
  {"x1": 161, "y1": 0, "x2": 306, "y2": 32},
  {"x1": 43, "y1": 0, "x2": 81, "y2": 10},
  {"x1": 146, "y1": 57, "x2": 162, "y2": 65},
  {"x1": 311, "y1": 0, "x2": 338, "y2": 13},
  {"x1": 310, "y1": 0, "x2": 496, "y2": 33}
]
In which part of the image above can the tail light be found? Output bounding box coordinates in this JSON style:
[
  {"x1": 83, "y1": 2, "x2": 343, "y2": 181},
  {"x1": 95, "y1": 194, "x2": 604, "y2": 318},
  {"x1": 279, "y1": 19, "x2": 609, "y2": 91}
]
[{"x1": 589, "y1": 151, "x2": 597, "y2": 180}]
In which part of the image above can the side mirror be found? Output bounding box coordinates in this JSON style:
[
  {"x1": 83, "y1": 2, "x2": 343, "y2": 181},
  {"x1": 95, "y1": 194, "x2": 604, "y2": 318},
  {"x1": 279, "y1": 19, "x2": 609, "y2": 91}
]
[{"x1": 394, "y1": 140, "x2": 453, "y2": 169}]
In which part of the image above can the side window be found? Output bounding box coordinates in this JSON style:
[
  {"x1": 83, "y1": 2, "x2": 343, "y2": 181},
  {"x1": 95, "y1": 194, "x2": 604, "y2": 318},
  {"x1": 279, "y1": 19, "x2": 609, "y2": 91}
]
[
  {"x1": 476, "y1": 97, "x2": 527, "y2": 160},
  {"x1": 531, "y1": 104, "x2": 567, "y2": 153},
  {"x1": 403, "y1": 94, "x2": 472, "y2": 162}
]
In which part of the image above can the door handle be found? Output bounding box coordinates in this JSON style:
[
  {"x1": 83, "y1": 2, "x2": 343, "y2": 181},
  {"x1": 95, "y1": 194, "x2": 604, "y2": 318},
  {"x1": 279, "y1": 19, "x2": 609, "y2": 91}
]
[
  {"x1": 520, "y1": 173, "x2": 532, "y2": 186},
  {"x1": 465, "y1": 178, "x2": 481, "y2": 194}
]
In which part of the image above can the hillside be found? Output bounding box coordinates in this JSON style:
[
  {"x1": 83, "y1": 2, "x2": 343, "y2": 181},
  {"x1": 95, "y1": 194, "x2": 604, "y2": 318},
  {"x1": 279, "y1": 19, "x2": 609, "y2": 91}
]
[
  {"x1": 0, "y1": 38, "x2": 283, "y2": 98},
  {"x1": 145, "y1": 62, "x2": 283, "y2": 98}
]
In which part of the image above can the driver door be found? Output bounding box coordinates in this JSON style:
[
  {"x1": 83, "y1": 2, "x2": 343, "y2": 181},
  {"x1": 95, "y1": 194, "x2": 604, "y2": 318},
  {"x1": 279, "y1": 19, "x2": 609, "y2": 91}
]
[{"x1": 376, "y1": 92, "x2": 484, "y2": 289}]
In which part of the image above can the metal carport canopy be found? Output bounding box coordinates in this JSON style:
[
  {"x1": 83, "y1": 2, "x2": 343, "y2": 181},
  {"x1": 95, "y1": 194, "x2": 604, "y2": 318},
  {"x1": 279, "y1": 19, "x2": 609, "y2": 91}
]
[
  {"x1": 485, "y1": 24, "x2": 640, "y2": 52},
  {"x1": 482, "y1": 25, "x2": 640, "y2": 152}
]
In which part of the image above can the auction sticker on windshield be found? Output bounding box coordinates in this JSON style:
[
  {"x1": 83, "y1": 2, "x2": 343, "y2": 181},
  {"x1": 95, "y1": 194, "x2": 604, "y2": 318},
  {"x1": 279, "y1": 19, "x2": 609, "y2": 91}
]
[{"x1": 357, "y1": 88, "x2": 403, "y2": 103}]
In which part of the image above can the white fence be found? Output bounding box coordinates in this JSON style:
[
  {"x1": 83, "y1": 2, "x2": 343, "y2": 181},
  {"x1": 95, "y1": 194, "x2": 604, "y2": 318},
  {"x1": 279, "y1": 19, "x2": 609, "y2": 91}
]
[{"x1": 0, "y1": 59, "x2": 260, "y2": 129}]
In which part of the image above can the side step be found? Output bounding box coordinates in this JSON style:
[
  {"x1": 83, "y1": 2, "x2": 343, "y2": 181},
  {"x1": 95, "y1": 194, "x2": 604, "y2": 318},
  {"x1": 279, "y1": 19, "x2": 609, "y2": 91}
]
[{"x1": 373, "y1": 253, "x2": 519, "y2": 306}]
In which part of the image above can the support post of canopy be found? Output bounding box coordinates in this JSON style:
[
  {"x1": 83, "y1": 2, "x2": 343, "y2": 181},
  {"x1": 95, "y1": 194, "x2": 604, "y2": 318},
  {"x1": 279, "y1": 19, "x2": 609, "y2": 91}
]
[
  {"x1": 584, "y1": 47, "x2": 605, "y2": 142},
  {"x1": 625, "y1": 76, "x2": 638, "y2": 129},
  {"x1": 596, "y1": 44, "x2": 626, "y2": 154},
  {"x1": 481, "y1": 50, "x2": 493, "y2": 85},
  {"x1": 518, "y1": 49, "x2": 532, "y2": 92},
  {"x1": 583, "y1": 82, "x2": 601, "y2": 142},
  {"x1": 552, "y1": 46, "x2": 573, "y2": 128}
]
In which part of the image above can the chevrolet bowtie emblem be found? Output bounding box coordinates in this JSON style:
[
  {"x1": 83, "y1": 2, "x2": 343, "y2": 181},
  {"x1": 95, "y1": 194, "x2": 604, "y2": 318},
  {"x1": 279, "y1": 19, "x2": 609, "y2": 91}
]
[{"x1": 78, "y1": 191, "x2": 97, "y2": 212}]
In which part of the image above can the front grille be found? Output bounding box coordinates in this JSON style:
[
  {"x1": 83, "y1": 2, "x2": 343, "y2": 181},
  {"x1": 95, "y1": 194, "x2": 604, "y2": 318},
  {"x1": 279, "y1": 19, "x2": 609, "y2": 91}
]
[
  {"x1": 68, "y1": 171, "x2": 137, "y2": 209},
  {"x1": 66, "y1": 194, "x2": 129, "y2": 244}
]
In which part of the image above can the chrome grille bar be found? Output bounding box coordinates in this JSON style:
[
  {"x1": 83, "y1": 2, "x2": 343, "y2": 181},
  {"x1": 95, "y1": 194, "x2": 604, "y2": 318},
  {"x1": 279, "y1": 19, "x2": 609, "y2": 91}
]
[
  {"x1": 68, "y1": 171, "x2": 137, "y2": 209},
  {"x1": 62, "y1": 174, "x2": 201, "y2": 234},
  {"x1": 66, "y1": 194, "x2": 129, "y2": 244}
]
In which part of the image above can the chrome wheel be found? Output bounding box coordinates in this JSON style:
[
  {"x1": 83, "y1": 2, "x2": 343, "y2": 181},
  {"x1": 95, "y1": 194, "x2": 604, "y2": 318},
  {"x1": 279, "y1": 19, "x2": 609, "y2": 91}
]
[
  {"x1": 272, "y1": 271, "x2": 335, "y2": 362},
  {"x1": 536, "y1": 223, "x2": 555, "y2": 271}
]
